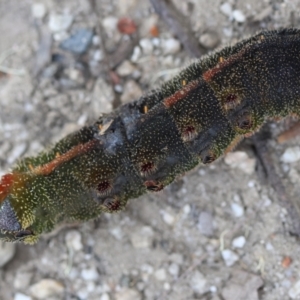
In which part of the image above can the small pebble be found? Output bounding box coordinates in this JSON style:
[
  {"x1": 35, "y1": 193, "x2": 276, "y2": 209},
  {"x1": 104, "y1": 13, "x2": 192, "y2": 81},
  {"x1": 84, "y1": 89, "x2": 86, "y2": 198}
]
[
  {"x1": 65, "y1": 230, "x2": 83, "y2": 251},
  {"x1": 60, "y1": 28, "x2": 93, "y2": 54},
  {"x1": 281, "y1": 146, "x2": 300, "y2": 163},
  {"x1": 93, "y1": 49, "x2": 104, "y2": 62},
  {"x1": 199, "y1": 32, "x2": 220, "y2": 49},
  {"x1": 116, "y1": 60, "x2": 137, "y2": 77},
  {"x1": 110, "y1": 227, "x2": 123, "y2": 240},
  {"x1": 102, "y1": 17, "x2": 118, "y2": 34},
  {"x1": 221, "y1": 249, "x2": 239, "y2": 267},
  {"x1": 100, "y1": 293, "x2": 110, "y2": 300},
  {"x1": 197, "y1": 211, "x2": 214, "y2": 237},
  {"x1": 14, "y1": 293, "x2": 32, "y2": 300},
  {"x1": 231, "y1": 202, "x2": 244, "y2": 218},
  {"x1": 31, "y1": 3, "x2": 46, "y2": 19},
  {"x1": 220, "y1": 3, "x2": 233, "y2": 17},
  {"x1": 130, "y1": 226, "x2": 154, "y2": 248},
  {"x1": 14, "y1": 272, "x2": 33, "y2": 289},
  {"x1": 92, "y1": 35, "x2": 101, "y2": 46},
  {"x1": 92, "y1": 78, "x2": 114, "y2": 114},
  {"x1": 115, "y1": 288, "x2": 141, "y2": 300},
  {"x1": 161, "y1": 210, "x2": 175, "y2": 225},
  {"x1": 232, "y1": 236, "x2": 246, "y2": 248},
  {"x1": 48, "y1": 13, "x2": 73, "y2": 32},
  {"x1": 168, "y1": 263, "x2": 180, "y2": 277},
  {"x1": 232, "y1": 10, "x2": 246, "y2": 23},
  {"x1": 224, "y1": 151, "x2": 255, "y2": 175},
  {"x1": 29, "y1": 279, "x2": 64, "y2": 299},
  {"x1": 190, "y1": 271, "x2": 208, "y2": 294},
  {"x1": 155, "y1": 268, "x2": 167, "y2": 281},
  {"x1": 120, "y1": 80, "x2": 143, "y2": 104},
  {"x1": 162, "y1": 38, "x2": 181, "y2": 55},
  {"x1": 139, "y1": 38, "x2": 154, "y2": 55},
  {"x1": 131, "y1": 46, "x2": 142, "y2": 62},
  {"x1": 81, "y1": 267, "x2": 99, "y2": 281},
  {"x1": 7, "y1": 143, "x2": 27, "y2": 164},
  {"x1": 0, "y1": 241, "x2": 16, "y2": 267}
]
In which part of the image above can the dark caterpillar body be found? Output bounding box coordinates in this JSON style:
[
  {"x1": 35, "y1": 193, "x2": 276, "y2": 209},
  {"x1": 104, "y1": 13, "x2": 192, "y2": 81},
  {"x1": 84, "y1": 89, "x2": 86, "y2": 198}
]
[{"x1": 1, "y1": 29, "x2": 300, "y2": 243}]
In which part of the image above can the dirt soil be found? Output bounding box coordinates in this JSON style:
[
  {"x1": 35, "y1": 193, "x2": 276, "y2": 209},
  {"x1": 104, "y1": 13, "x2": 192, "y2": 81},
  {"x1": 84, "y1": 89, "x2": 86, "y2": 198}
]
[{"x1": 1, "y1": 1, "x2": 300, "y2": 300}]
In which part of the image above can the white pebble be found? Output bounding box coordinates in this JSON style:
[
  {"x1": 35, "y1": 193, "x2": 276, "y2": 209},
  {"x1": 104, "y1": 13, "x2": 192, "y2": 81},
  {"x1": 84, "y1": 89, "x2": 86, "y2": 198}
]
[
  {"x1": 131, "y1": 46, "x2": 142, "y2": 62},
  {"x1": 29, "y1": 279, "x2": 64, "y2": 299},
  {"x1": 281, "y1": 146, "x2": 300, "y2": 163},
  {"x1": 102, "y1": 17, "x2": 118, "y2": 33},
  {"x1": 161, "y1": 210, "x2": 175, "y2": 225},
  {"x1": 65, "y1": 230, "x2": 83, "y2": 251},
  {"x1": 0, "y1": 241, "x2": 16, "y2": 267},
  {"x1": 190, "y1": 271, "x2": 208, "y2": 294},
  {"x1": 221, "y1": 249, "x2": 239, "y2": 266},
  {"x1": 233, "y1": 10, "x2": 246, "y2": 23},
  {"x1": 220, "y1": 3, "x2": 233, "y2": 17},
  {"x1": 139, "y1": 38, "x2": 154, "y2": 55},
  {"x1": 14, "y1": 293, "x2": 32, "y2": 300},
  {"x1": 232, "y1": 236, "x2": 246, "y2": 248},
  {"x1": 231, "y1": 203, "x2": 244, "y2": 217},
  {"x1": 130, "y1": 226, "x2": 154, "y2": 248},
  {"x1": 81, "y1": 267, "x2": 99, "y2": 281},
  {"x1": 168, "y1": 263, "x2": 180, "y2": 277},
  {"x1": 94, "y1": 49, "x2": 104, "y2": 62},
  {"x1": 115, "y1": 288, "x2": 141, "y2": 300},
  {"x1": 183, "y1": 204, "x2": 191, "y2": 215},
  {"x1": 121, "y1": 80, "x2": 143, "y2": 104},
  {"x1": 100, "y1": 293, "x2": 110, "y2": 300},
  {"x1": 92, "y1": 35, "x2": 101, "y2": 45},
  {"x1": 48, "y1": 13, "x2": 73, "y2": 32},
  {"x1": 162, "y1": 38, "x2": 181, "y2": 55},
  {"x1": 265, "y1": 242, "x2": 274, "y2": 251},
  {"x1": 110, "y1": 227, "x2": 123, "y2": 240},
  {"x1": 31, "y1": 3, "x2": 46, "y2": 19},
  {"x1": 7, "y1": 143, "x2": 27, "y2": 164},
  {"x1": 224, "y1": 151, "x2": 255, "y2": 175},
  {"x1": 289, "y1": 280, "x2": 300, "y2": 299},
  {"x1": 116, "y1": 60, "x2": 137, "y2": 76},
  {"x1": 155, "y1": 268, "x2": 167, "y2": 281}
]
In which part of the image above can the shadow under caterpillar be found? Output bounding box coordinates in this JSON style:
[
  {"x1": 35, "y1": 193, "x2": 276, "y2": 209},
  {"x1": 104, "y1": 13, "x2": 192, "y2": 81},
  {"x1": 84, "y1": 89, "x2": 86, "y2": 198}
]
[{"x1": 1, "y1": 28, "x2": 300, "y2": 243}]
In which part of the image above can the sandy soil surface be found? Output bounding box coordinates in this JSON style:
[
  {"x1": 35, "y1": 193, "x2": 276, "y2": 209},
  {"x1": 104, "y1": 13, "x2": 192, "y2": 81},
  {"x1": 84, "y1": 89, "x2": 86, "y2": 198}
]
[{"x1": 1, "y1": 1, "x2": 300, "y2": 300}]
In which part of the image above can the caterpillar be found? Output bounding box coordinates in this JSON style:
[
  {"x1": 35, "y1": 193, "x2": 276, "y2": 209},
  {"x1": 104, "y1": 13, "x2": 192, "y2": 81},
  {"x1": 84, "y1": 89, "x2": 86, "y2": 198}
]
[{"x1": 1, "y1": 28, "x2": 300, "y2": 244}]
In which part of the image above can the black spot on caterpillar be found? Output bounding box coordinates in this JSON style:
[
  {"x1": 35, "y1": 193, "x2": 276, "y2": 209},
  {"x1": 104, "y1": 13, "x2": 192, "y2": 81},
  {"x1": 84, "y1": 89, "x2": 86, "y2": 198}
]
[{"x1": 1, "y1": 28, "x2": 300, "y2": 243}]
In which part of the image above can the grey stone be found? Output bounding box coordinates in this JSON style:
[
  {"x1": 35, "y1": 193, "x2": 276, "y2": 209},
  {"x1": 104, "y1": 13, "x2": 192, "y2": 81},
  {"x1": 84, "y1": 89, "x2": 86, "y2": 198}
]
[
  {"x1": 29, "y1": 279, "x2": 64, "y2": 299},
  {"x1": 60, "y1": 29, "x2": 93, "y2": 54},
  {"x1": 0, "y1": 240, "x2": 16, "y2": 267},
  {"x1": 130, "y1": 226, "x2": 154, "y2": 248},
  {"x1": 222, "y1": 270, "x2": 263, "y2": 300}
]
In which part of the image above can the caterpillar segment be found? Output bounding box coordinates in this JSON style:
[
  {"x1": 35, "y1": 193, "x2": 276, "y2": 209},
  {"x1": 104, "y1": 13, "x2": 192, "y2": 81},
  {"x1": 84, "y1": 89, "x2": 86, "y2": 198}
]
[{"x1": 1, "y1": 29, "x2": 300, "y2": 243}]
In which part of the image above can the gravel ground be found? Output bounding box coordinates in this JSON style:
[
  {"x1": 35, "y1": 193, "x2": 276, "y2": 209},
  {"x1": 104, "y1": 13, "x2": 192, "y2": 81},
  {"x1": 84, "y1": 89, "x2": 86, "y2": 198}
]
[{"x1": 1, "y1": 1, "x2": 300, "y2": 300}]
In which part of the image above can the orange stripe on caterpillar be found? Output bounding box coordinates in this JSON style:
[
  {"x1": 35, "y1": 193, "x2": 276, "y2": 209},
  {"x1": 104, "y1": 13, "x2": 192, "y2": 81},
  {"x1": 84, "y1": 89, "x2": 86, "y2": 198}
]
[
  {"x1": 163, "y1": 79, "x2": 200, "y2": 108},
  {"x1": 32, "y1": 139, "x2": 97, "y2": 176},
  {"x1": 202, "y1": 47, "x2": 249, "y2": 82}
]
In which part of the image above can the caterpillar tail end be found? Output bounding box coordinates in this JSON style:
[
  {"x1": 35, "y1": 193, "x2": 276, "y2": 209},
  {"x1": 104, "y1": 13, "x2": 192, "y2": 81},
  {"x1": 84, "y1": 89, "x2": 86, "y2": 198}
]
[{"x1": 0, "y1": 173, "x2": 38, "y2": 244}]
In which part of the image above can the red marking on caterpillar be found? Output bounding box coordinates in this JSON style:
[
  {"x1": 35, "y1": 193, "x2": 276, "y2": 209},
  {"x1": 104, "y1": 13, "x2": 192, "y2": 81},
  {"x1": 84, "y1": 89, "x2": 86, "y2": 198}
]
[
  {"x1": 32, "y1": 139, "x2": 97, "y2": 176},
  {"x1": 182, "y1": 125, "x2": 197, "y2": 141},
  {"x1": 140, "y1": 162, "x2": 156, "y2": 177},
  {"x1": 101, "y1": 198, "x2": 121, "y2": 212},
  {"x1": 97, "y1": 180, "x2": 112, "y2": 195},
  {"x1": 163, "y1": 79, "x2": 199, "y2": 108},
  {"x1": 144, "y1": 180, "x2": 164, "y2": 192},
  {"x1": 202, "y1": 47, "x2": 248, "y2": 82},
  {"x1": 0, "y1": 173, "x2": 15, "y2": 204}
]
